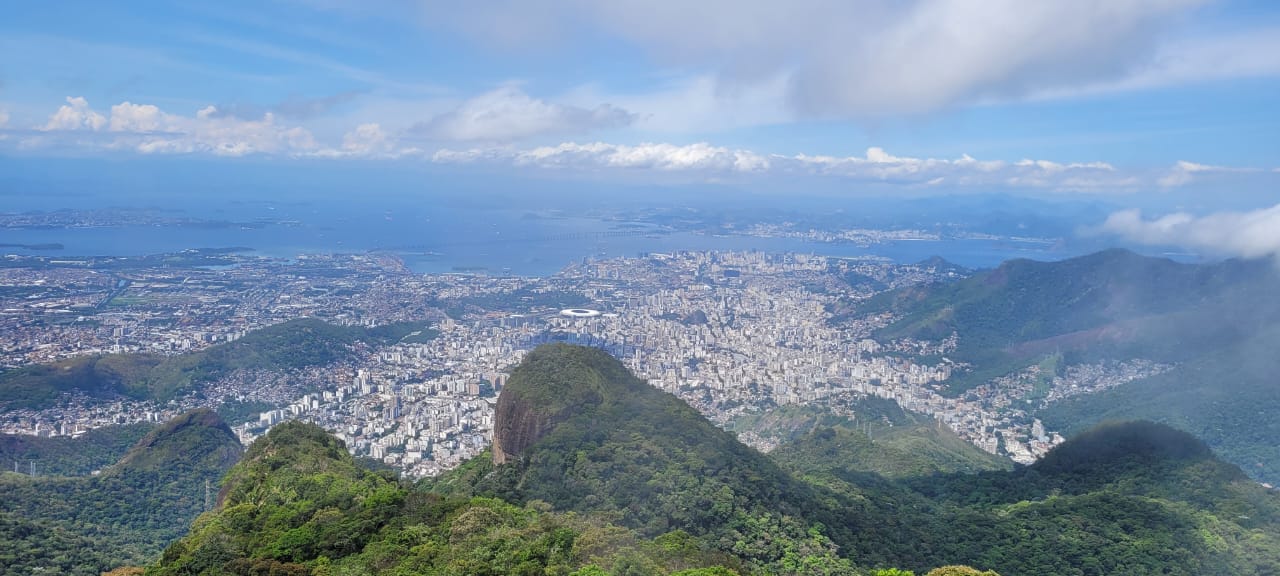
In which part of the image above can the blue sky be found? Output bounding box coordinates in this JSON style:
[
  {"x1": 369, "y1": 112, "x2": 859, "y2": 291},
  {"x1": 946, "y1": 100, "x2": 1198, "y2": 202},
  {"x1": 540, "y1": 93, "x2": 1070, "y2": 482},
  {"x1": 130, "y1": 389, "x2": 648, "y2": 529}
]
[{"x1": 2, "y1": 0, "x2": 1280, "y2": 255}]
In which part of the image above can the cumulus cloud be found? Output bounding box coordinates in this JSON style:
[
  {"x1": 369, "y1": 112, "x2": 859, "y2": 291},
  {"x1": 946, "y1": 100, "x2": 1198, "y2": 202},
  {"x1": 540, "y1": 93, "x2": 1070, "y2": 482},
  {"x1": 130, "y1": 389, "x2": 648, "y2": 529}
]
[
  {"x1": 109, "y1": 102, "x2": 170, "y2": 132},
  {"x1": 44, "y1": 96, "x2": 107, "y2": 131},
  {"x1": 420, "y1": 0, "x2": 1247, "y2": 118},
  {"x1": 412, "y1": 85, "x2": 634, "y2": 141},
  {"x1": 34, "y1": 97, "x2": 318, "y2": 157},
  {"x1": 1100, "y1": 204, "x2": 1280, "y2": 259}
]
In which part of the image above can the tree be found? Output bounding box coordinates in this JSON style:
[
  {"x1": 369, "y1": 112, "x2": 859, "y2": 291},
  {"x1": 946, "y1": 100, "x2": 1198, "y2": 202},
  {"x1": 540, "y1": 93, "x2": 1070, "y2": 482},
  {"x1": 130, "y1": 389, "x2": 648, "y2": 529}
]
[{"x1": 926, "y1": 566, "x2": 999, "y2": 576}]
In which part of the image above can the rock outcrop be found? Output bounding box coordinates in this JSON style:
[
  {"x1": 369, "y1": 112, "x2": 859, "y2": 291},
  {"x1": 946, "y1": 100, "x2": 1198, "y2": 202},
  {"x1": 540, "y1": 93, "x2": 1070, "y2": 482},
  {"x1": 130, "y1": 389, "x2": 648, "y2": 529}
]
[{"x1": 491, "y1": 344, "x2": 609, "y2": 464}]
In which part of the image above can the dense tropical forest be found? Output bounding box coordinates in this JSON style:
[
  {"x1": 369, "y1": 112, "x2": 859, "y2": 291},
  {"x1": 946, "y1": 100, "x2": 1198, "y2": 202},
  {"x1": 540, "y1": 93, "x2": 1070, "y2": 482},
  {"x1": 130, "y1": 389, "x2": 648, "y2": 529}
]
[{"x1": 0, "y1": 410, "x2": 242, "y2": 575}]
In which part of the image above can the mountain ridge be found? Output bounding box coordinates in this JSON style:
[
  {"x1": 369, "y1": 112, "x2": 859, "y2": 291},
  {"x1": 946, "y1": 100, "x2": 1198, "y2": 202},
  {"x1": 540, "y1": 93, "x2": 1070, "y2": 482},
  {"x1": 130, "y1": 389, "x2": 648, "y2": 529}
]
[{"x1": 861, "y1": 249, "x2": 1280, "y2": 483}]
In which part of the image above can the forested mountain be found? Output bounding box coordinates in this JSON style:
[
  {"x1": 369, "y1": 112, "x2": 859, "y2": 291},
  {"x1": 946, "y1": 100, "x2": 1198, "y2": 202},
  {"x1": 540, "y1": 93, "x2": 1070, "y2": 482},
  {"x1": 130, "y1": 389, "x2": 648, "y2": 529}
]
[
  {"x1": 6, "y1": 344, "x2": 1277, "y2": 574},
  {"x1": 139, "y1": 344, "x2": 1280, "y2": 576},
  {"x1": 0, "y1": 409, "x2": 242, "y2": 575},
  {"x1": 742, "y1": 398, "x2": 1013, "y2": 479},
  {"x1": 861, "y1": 249, "x2": 1280, "y2": 482},
  {"x1": 150, "y1": 418, "x2": 747, "y2": 576},
  {"x1": 1, "y1": 422, "x2": 152, "y2": 476}
]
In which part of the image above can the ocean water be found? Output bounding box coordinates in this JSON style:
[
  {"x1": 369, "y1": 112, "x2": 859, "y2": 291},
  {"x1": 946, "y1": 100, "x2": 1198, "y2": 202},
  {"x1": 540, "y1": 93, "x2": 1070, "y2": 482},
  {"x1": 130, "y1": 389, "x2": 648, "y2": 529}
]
[
  {"x1": 1, "y1": 205, "x2": 1070, "y2": 276},
  {"x1": 0, "y1": 170, "x2": 1088, "y2": 276}
]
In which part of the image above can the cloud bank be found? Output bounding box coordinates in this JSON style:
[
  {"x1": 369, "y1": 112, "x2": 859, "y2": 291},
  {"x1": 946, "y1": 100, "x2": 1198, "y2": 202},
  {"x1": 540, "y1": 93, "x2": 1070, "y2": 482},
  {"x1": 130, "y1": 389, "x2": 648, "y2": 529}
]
[
  {"x1": 433, "y1": 142, "x2": 1137, "y2": 190},
  {"x1": 412, "y1": 85, "x2": 634, "y2": 141},
  {"x1": 1100, "y1": 204, "x2": 1280, "y2": 259},
  {"x1": 11, "y1": 95, "x2": 1274, "y2": 197},
  {"x1": 420, "y1": 0, "x2": 1260, "y2": 118},
  {"x1": 31, "y1": 97, "x2": 318, "y2": 157}
]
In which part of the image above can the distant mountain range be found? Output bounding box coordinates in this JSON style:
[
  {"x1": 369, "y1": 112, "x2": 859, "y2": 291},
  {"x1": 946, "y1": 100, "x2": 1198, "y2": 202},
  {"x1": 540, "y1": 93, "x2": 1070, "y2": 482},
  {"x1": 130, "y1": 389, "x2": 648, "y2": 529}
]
[{"x1": 863, "y1": 248, "x2": 1280, "y2": 483}]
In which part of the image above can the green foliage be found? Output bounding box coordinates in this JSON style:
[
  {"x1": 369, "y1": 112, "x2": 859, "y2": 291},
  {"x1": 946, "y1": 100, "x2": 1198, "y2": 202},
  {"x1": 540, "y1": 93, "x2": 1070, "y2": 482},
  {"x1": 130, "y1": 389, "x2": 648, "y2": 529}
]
[
  {"x1": 150, "y1": 420, "x2": 741, "y2": 576},
  {"x1": 863, "y1": 249, "x2": 1280, "y2": 484},
  {"x1": 424, "y1": 346, "x2": 1280, "y2": 575},
  {"x1": 0, "y1": 409, "x2": 242, "y2": 573},
  {"x1": 926, "y1": 567, "x2": 998, "y2": 576},
  {"x1": 0, "y1": 512, "x2": 119, "y2": 576},
  {"x1": 865, "y1": 249, "x2": 1280, "y2": 391},
  {"x1": 897, "y1": 422, "x2": 1280, "y2": 575},
  {"x1": 439, "y1": 344, "x2": 869, "y2": 573},
  {"x1": 15, "y1": 346, "x2": 1267, "y2": 576},
  {"x1": 1039, "y1": 322, "x2": 1280, "y2": 484},
  {"x1": 769, "y1": 413, "x2": 1010, "y2": 480},
  {"x1": 0, "y1": 422, "x2": 152, "y2": 476},
  {"x1": 0, "y1": 353, "x2": 161, "y2": 409}
]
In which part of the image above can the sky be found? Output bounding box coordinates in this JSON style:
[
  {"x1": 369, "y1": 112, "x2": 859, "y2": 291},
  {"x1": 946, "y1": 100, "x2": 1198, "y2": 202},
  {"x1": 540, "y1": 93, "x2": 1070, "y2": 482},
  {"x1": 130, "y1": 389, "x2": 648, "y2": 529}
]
[{"x1": 1, "y1": 0, "x2": 1279, "y2": 256}]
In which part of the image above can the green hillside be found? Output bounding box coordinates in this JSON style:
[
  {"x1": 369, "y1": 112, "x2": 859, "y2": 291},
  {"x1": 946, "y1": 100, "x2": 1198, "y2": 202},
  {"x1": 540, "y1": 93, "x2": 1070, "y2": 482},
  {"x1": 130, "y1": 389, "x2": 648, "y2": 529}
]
[
  {"x1": 864, "y1": 249, "x2": 1280, "y2": 391},
  {"x1": 732, "y1": 399, "x2": 1012, "y2": 479},
  {"x1": 1039, "y1": 326, "x2": 1280, "y2": 483},
  {"x1": 0, "y1": 409, "x2": 242, "y2": 575},
  {"x1": 151, "y1": 419, "x2": 744, "y2": 576},
  {"x1": 17, "y1": 344, "x2": 1277, "y2": 575},
  {"x1": 773, "y1": 423, "x2": 1011, "y2": 481},
  {"x1": 432, "y1": 343, "x2": 869, "y2": 572},
  {"x1": 902, "y1": 422, "x2": 1280, "y2": 575},
  {"x1": 425, "y1": 345, "x2": 1280, "y2": 575},
  {"x1": 1, "y1": 422, "x2": 153, "y2": 476},
  {"x1": 0, "y1": 318, "x2": 437, "y2": 409},
  {"x1": 861, "y1": 249, "x2": 1280, "y2": 483}
]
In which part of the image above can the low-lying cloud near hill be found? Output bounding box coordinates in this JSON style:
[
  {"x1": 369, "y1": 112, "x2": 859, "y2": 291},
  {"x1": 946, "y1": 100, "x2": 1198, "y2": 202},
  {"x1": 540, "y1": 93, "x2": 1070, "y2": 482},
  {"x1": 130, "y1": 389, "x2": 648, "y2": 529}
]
[{"x1": 1100, "y1": 204, "x2": 1280, "y2": 260}]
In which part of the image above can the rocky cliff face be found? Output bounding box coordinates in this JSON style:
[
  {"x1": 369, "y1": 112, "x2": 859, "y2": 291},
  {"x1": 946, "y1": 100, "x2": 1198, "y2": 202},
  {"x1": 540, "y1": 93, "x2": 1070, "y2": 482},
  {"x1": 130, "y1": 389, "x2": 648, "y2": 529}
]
[
  {"x1": 490, "y1": 344, "x2": 610, "y2": 465},
  {"x1": 492, "y1": 389, "x2": 571, "y2": 465}
]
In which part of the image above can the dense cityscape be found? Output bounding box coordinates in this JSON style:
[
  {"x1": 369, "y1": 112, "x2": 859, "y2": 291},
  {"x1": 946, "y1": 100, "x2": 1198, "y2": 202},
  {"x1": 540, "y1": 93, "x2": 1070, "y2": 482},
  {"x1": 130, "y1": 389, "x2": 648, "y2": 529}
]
[{"x1": 0, "y1": 247, "x2": 1174, "y2": 476}]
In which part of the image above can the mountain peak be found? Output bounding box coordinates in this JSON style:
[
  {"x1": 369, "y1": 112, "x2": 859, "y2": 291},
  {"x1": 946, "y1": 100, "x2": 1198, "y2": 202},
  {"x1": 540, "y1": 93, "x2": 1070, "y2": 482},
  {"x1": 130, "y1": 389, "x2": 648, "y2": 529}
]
[
  {"x1": 492, "y1": 343, "x2": 640, "y2": 464},
  {"x1": 1031, "y1": 420, "x2": 1237, "y2": 481},
  {"x1": 111, "y1": 408, "x2": 240, "y2": 474}
]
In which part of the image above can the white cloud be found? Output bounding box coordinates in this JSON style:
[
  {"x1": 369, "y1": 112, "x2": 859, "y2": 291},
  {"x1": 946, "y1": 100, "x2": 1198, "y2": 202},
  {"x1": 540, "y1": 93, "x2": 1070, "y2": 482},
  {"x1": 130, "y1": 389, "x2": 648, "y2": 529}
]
[
  {"x1": 1100, "y1": 204, "x2": 1280, "y2": 259},
  {"x1": 313, "y1": 122, "x2": 421, "y2": 158},
  {"x1": 34, "y1": 97, "x2": 319, "y2": 157},
  {"x1": 109, "y1": 102, "x2": 172, "y2": 132},
  {"x1": 517, "y1": 141, "x2": 770, "y2": 172},
  {"x1": 433, "y1": 141, "x2": 767, "y2": 171},
  {"x1": 44, "y1": 96, "x2": 107, "y2": 131},
  {"x1": 17, "y1": 97, "x2": 1270, "y2": 197},
  {"x1": 1155, "y1": 160, "x2": 1260, "y2": 187},
  {"x1": 433, "y1": 141, "x2": 1140, "y2": 190},
  {"x1": 1026, "y1": 26, "x2": 1280, "y2": 101},
  {"x1": 413, "y1": 85, "x2": 634, "y2": 141},
  {"x1": 563, "y1": 74, "x2": 793, "y2": 134},
  {"x1": 0, "y1": 109, "x2": 9, "y2": 127},
  {"x1": 341, "y1": 123, "x2": 391, "y2": 155},
  {"x1": 420, "y1": 0, "x2": 1255, "y2": 118},
  {"x1": 788, "y1": 148, "x2": 1125, "y2": 190}
]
